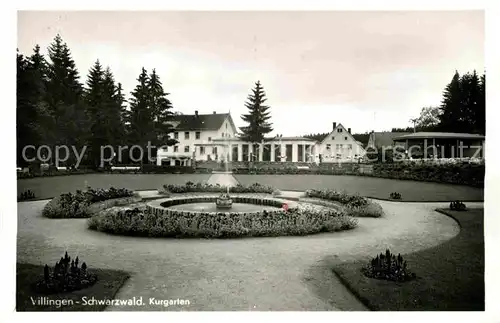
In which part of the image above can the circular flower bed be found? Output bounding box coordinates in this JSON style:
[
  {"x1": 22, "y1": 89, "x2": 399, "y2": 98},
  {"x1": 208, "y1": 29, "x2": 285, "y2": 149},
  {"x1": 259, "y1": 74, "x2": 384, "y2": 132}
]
[{"x1": 88, "y1": 194, "x2": 358, "y2": 238}]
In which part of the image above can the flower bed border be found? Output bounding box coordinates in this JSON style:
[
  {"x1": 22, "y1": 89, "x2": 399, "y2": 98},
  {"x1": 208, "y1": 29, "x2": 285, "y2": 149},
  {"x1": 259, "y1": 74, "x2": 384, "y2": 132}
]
[
  {"x1": 147, "y1": 194, "x2": 292, "y2": 216},
  {"x1": 43, "y1": 195, "x2": 142, "y2": 219}
]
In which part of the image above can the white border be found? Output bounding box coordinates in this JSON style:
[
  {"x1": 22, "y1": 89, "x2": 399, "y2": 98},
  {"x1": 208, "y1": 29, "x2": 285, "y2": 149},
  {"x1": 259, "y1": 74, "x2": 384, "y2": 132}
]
[{"x1": 3, "y1": 1, "x2": 499, "y2": 322}]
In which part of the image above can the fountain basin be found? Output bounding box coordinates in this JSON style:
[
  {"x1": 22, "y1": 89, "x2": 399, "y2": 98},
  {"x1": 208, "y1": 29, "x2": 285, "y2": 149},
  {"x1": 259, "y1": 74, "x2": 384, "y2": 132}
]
[{"x1": 146, "y1": 195, "x2": 292, "y2": 216}]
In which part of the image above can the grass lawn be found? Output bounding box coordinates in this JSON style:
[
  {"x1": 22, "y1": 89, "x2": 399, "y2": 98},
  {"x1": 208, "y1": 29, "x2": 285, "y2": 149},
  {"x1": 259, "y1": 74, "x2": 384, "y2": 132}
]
[
  {"x1": 235, "y1": 174, "x2": 484, "y2": 202},
  {"x1": 333, "y1": 208, "x2": 484, "y2": 311},
  {"x1": 17, "y1": 173, "x2": 210, "y2": 200},
  {"x1": 16, "y1": 263, "x2": 130, "y2": 311}
]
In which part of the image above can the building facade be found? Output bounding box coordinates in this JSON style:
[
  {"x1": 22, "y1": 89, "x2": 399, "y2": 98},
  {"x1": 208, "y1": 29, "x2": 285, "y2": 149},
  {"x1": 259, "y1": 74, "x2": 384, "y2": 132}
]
[{"x1": 156, "y1": 112, "x2": 366, "y2": 165}]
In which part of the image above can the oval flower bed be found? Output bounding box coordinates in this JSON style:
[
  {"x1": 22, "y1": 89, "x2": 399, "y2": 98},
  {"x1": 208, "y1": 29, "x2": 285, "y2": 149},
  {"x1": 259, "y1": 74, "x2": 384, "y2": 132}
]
[
  {"x1": 88, "y1": 195, "x2": 358, "y2": 238},
  {"x1": 42, "y1": 187, "x2": 141, "y2": 219}
]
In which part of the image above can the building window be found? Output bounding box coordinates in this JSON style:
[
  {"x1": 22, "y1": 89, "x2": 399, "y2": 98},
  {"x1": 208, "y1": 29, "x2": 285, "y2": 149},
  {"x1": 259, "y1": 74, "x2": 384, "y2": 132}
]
[
  {"x1": 348, "y1": 144, "x2": 352, "y2": 150},
  {"x1": 336, "y1": 144, "x2": 342, "y2": 150},
  {"x1": 200, "y1": 146, "x2": 205, "y2": 155},
  {"x1": 184, "y1": 132, "x2": 190, "y2": 140},
  {"x1": 208, "y1": 137, "x2": 212, "y2": 141},
  {"x1": 326, "y1": 144, "x2": 331, "y2": 150},
  {"x1": 226, "y1": 123, "x2": 228, "y2": 129},
  {"x1": 174, "y1": 132, "x2": 179, "y2": 139},
  {"x1": 213, "y1": 147, "x2": 217, "y2": 155},
  {"x1": 345, "y1": 136, "x2": 348, "y2": 140},
  {"x1": 331, "y1": 136, "x2": 335, "y2": 140},
  {"x1": 174, "y1": 146, "x2": 178, "y2": 152},
  {"x1": 221, "y1": 133, "x2": 225, "y2": 138},
  {"x1": 184, "y1": 146, "x2": 189, "y2": 152},
  {"x1": 195, "y1": 132, "x2": 201, "y2": 139},
  {"x1": 337, "y1": 128, "x2": 343, "y2": 133}
]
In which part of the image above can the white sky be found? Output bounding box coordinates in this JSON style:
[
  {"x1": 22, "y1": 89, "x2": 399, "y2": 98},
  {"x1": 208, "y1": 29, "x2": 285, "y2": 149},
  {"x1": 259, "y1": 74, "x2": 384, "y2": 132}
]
[{"x1": 17, "y1": 10, "x2": 484, "y2": 136}]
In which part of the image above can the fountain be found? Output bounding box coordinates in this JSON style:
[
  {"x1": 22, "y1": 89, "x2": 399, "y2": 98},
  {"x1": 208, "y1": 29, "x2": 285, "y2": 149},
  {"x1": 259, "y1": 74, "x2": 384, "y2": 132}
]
[{"x1": 206, "y1": 134, "x2": 240, "y2": 209}]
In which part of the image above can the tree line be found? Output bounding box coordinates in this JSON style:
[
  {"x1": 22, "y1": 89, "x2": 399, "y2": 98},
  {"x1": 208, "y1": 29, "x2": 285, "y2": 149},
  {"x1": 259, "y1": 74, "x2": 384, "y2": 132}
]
[{"x1": 17, "y1": 34, "x2": 177, "y2": 168}]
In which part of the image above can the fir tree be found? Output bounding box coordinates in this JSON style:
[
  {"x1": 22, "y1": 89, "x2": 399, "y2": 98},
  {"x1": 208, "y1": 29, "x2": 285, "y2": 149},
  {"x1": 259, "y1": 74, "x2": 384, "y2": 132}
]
[
  {"x1": 438, "y1": 71, "x2": 462, "y2": 132},
  {"x1": 124, "y1": 67, "x2": 151, "y2": 163},
  {"x1": 239, "y1": 81, "x2": 273, "y2": 160},
  {"x1": 147, "y1": 69, "x2": 177, "y2": 149},
  {"x1": 45, "y1": 34, "x2": 88, "y2": 160}
]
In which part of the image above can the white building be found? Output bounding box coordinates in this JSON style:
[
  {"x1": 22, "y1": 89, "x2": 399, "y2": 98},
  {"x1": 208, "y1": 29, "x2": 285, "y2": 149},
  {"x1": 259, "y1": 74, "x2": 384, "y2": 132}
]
[
  {"x1": 156, "y1": 111, "x2": 366, "y2": 165},
  {"x1": 316, "y1": 122, "x2": 366, "y2": 162}
]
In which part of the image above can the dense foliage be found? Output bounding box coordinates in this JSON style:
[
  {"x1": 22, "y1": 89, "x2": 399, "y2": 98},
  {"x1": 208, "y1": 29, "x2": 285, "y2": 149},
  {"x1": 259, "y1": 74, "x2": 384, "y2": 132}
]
[
  {"x1": 450, "y1": 200, "x2": 467, "y2": 211},
  {"x1": 361, "y1": 249, "x2": 417, "y2": 282},
  {"x1": 19, "y1": 189, "x2": 36, "y2": 201},
  {"x1": 88, "y1": 201, "x2": 358, "y2": 238},
  {"x1": 33, "y1": 252, "x2": 97, "y2": 294},
  {"x1": 390, "y1": 192, "x2": 402, "y2": 200},
  {"x1": 42, "y1": 187, "x2": 136, "y2": 218},
  {"x1": 17, "y1": 35, "x2": 177, "y2": 168},
  {"x1": 164, "y1": 182, "x2": 275, "y2": 194}
]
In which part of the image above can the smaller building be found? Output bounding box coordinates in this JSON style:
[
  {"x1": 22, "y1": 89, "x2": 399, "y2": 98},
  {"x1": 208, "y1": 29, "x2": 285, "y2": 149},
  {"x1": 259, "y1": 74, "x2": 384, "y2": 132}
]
[{"x1": 392, "y1": 132, "x2": 485, "y2": 159}]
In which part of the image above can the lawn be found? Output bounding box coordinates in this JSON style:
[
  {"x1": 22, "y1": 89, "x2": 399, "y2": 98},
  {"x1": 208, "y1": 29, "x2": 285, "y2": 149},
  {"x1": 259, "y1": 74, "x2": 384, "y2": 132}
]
[
  {"x1": 17, "y1": 173, "x2": 210, "y2": 200},
  {"x1": 235, "y1": 174, "x2": 484, "y2": 202},
  {"x1": 17, "y1": 173, "x2": 483, "y2": 202},
  {"x1": 333, "y1": 208, "x2": 484, "y2": 311},
  {"x1": 16, "y1": 263, "x2": 130, "y2": 311}
]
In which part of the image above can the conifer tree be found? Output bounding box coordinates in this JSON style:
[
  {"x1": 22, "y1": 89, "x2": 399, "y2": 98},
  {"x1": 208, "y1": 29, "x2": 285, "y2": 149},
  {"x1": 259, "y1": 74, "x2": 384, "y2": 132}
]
[{"x1": 239, "y1": 81, "x2": 273, "y2": 160}]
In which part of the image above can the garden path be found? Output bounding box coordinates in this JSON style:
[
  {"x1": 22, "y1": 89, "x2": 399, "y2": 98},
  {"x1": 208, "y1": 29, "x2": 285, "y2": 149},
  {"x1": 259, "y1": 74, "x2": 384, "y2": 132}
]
[{"x1": 16, "y1": 195, "x2": 483, "y2": 311}]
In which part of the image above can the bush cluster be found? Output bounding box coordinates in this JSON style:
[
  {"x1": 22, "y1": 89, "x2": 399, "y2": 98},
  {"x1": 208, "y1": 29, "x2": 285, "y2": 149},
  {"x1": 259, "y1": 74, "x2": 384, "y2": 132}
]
[
  {"x1": 361, "y1": 249, "x2": 416, "y2": 282},
  {"x1": 164, "y1": 182, "x2": 275, "y2": 194},
  {"x1": 450, "y1": 200, "x2": 467, "y2": 211},
  {"x1": 305, "y1": 189, "x2": 383, "y2": 218},
  {"x1": 42, "y1": 187, "x2": 136, "y2": 218},
  {"x1": 33, "y1": 251, "x2": 97, "y2": 294},
  {"x1": 390, "y1": 192, "x2": 402, "y2": 200},
  {"x1": 88, "y1": 200, "x2": 358, "y2": 238},
  {"x1": 19, "y1": 189, "x2": 36, "y2": 201}
]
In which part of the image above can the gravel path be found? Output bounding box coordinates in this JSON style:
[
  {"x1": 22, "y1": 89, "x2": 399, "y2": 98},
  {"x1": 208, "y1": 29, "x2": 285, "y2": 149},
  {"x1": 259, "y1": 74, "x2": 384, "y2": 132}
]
[{"x1": 17, "y1": 197, "x2": 482, "y2": 311}]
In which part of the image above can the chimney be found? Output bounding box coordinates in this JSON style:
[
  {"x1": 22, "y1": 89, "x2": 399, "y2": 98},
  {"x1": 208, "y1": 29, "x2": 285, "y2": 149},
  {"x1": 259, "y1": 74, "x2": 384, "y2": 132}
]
[
  {"x1": 348, "y1": 128, "x2": 351, "y2": 133},
  {"x1": 213, "y1": 111, "x2": 216, "y2": 114},
  {"x1": 332, "y1": 122, "x2": 337, "y2": 130},
  {"x1": 195, "y1": 110, "x2": 199, "y2": 117}
]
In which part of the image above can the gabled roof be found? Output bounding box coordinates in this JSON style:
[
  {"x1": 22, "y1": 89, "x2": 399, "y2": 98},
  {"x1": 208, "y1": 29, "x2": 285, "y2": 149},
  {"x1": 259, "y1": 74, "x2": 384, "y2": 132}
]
[
  {"x1": 319, "y1": 123, "x2": 360, "y2": 146},
  {"x1": 171, "y1": 113, "x2": 230, "y2": 131}
]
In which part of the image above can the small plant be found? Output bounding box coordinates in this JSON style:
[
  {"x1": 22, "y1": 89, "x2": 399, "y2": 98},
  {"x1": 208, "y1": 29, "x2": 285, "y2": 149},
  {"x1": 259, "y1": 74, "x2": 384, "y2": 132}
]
[
  {"x1": 390, "y1": 192, "x2": 402, "y2": 200},
  {"x1": 361, "y1": 249, "x2": 416, "y2": 282},
  {"x1": 33, "y1": 251, "x2": 97, "y2": 294},
  {"x1": 450, "y1": 200, "x2": 466, "y2": 211},
  {"x1": 272, "y1": 189, "x2": 281, "y2": 197},
  {"x1": 19, "y1": 189, "x2": 36, "y2": 201}
]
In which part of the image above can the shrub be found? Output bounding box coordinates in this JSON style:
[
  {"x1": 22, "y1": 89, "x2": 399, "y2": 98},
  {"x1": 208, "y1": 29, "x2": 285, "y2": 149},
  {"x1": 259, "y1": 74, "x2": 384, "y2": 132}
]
[
  {"x1": 18, "y1": 189, "x2": 35, "y2": 201},
  {"x1": 450, "y1": 200, "x2": 467, "y2": 211},
  {"x1": 42, "y1": 187, "x2": 136, "y2": 218},
  {"x1": 390, "y1": 192, "x2": 402, "y2": 200},
  {"x1": 361, "y1": 249, "x2": 416, "y2": 282},
  {"x1": 88, "y1": 199, "x2": 358, "y2": 238},
  {"x1": 33, "y1": 251, "x2": 97, "y2": 294},
  {"x1": 343, "y1": 200, "x2": 384, "y2": 218}
]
